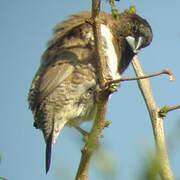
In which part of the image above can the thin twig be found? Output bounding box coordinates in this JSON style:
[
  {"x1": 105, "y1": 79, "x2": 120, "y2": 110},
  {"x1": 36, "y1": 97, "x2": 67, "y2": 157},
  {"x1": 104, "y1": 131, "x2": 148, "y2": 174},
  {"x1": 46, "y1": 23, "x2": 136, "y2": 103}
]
[
  {"x1": 131, "y1": 55, "x2": 174, "y2": 180},
  {"x1": 166, "y1": 105, "x2": 180, "y2": 113},
  {"x1": 107, "y1": 68, "x2": 174, "y2": 85},
  {"x1": 159, "y1": 105, "x2": 180, "y2": 117},
  {"x1": 75, "y1": 0, "x2": 110, "y2": 179}
]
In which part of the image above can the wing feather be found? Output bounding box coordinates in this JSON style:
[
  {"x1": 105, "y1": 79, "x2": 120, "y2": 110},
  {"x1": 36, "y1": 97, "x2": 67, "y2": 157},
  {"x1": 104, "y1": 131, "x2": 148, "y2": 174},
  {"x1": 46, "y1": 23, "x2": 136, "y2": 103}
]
[
  {"x1": 38, "y1": 63, "x2": 74, "y2": 104},
  {"x1": 48, "y1": 11, "x2": 91, "y2": 46}
]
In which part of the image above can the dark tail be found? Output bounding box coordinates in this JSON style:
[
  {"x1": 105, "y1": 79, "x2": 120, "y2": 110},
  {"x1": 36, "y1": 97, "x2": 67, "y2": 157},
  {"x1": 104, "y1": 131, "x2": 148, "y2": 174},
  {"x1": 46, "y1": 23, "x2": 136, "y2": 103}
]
[{"x1": 46, "y1": 133, "x2": 53, "y2": 174}]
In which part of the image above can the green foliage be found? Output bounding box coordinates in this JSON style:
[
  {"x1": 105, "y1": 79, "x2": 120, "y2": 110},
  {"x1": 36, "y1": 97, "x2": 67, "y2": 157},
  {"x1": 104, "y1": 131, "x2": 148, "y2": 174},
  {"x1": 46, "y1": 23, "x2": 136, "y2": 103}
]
[
  {"x1": 112, "y1": 8, "x2": 119, "y2": 20},
  {"x1": 0, "y1": 156, "x2": 7, "y2": 180},
  {"x1": 141, "y1": 155, "x2": 160, "y2": 180},
  {"x1": 106, "y1": 0, "x2": 119, "y2": 20},
  {"x1": 0, "y1": 177, "x2": 8, "y2": 180},
  {"x1": 129, "y1": 5, "x2": 136, "y2": 14},
  {"x1": 159, "y1": 105, "x2": 169, "y2": 117},
  {"x1": 93, "y1": 148, "x2": 118, "y2": 179},
  {"x1": 104, "y1": 120, "x2": 111, "y2": 127},
  {"x1": 124, "y1": 5, "x2": 136, "y2": 14},
  {"x1": 108, "y1": 83, "x2": 120, "y2": 93},
  {"x1": 107, "y1": 0, "x2": 115, "y2": 6}
]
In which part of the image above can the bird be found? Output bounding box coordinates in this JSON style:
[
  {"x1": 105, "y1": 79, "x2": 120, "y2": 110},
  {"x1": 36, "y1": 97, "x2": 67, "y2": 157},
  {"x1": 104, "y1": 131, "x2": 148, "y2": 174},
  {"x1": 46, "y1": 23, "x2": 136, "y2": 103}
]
[{"x1": 28, "y1": 10, "x2": 152, "y2": 173}]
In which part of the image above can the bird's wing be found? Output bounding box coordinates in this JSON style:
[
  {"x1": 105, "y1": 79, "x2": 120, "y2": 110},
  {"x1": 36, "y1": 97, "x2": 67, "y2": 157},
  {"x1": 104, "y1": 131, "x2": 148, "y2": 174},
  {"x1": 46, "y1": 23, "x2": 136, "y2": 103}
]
[
  {"x1": 48, "y1": 11, "x2": 91, "y2": 47},
  {"x1": 39, "y1": 62, "x2": 74, "y2": 105},
  {"x1": 29, "y1": 62, "x2": 74, "y2": 174},
  {"x1": 28, "y1": 62, "x2": 74, "y2": 111},
  {"x1": 47, "y1": 11, "x2": 112, "y2": 47}
]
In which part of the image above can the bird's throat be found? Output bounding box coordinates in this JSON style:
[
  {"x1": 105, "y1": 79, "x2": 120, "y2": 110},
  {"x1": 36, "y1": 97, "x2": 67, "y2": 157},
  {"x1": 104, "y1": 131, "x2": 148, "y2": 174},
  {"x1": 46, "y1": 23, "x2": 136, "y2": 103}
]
[{"x1": 100, "y1": 24, "x2": 121, "y2": 80}]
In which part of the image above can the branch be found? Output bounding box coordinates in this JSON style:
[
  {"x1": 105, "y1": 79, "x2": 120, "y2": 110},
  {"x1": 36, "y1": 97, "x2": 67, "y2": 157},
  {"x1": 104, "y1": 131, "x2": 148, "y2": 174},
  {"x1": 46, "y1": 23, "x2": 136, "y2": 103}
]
[
  {"x1": 75, "y1": 0, "x2": 111, "y2": 179},
  {"x1": 159, "y1": 105, "x2": 180, "y2": 117},
  {"x1": 166, "y1": 105, "x2": 180, "y2": 113},
  {"x1": 107, "y1": 68, "x2": 174, "y2": 85},
  {"x1": 131, "y1": 56, "x2": 174, "y2": 180}
]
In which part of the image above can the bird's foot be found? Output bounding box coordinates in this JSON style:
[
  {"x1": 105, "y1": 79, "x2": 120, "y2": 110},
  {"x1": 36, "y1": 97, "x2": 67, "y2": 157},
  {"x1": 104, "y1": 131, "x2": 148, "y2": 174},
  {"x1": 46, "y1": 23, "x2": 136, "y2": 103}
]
[
  {"x1": 75, "y1": 126, "x2": 104, "y2": 142},
  {"x1": 76, "y1": 126, "x2": 89, "y2": 136}
]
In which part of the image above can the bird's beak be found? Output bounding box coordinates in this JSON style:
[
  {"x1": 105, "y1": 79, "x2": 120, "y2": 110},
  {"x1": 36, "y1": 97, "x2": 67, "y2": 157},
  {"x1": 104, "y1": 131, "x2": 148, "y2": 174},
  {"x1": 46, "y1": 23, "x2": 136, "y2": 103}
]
[{"x1": 125, "y1": 36, "x2": 145, "y2": 54}]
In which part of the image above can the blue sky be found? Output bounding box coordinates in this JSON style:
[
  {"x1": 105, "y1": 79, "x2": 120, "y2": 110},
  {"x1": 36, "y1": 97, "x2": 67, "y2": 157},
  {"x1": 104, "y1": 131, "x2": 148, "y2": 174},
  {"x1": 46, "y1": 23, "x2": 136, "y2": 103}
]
[{"x1": 0, "y1": 0, "x2": 180, "y2": 179}]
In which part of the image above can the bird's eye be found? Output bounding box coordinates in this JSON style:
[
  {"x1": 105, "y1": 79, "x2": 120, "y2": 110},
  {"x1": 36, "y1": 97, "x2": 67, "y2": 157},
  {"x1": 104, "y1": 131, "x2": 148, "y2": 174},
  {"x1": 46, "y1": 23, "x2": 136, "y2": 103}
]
[{"x1": 132, "y1": 25, "x2": 137, "y2": 32}]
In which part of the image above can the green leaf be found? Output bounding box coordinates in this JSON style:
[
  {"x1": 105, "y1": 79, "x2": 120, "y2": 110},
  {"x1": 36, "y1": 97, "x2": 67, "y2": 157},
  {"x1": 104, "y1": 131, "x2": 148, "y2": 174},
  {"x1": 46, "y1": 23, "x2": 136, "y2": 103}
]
[
  {"x1": 107, "y1": 0, "x2": 115, "y2": 7},
  {"x1": 159, "y1": 105, "x2": 169, "y2": 117},
  {"x1": 111, "y1": 8, "x2": 119, "y2": 20},
  {"x1": 129, "y1": 5, "x2": 136, "y2": 14},
  {"x1": 124, "y1": 5, "x2": 136, "y2": 14},
  {"x1": 104, "y1": 120, "x2": 111, "y2": 127},
  {"x1": 108, "y1": 82, "x2": 120, "y2": 93}
]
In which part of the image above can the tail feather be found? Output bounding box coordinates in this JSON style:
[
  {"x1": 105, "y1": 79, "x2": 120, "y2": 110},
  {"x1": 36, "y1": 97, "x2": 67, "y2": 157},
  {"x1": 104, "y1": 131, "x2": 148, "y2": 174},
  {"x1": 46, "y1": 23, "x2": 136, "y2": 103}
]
[
  {"x1": 46, "y1": 132, "x2": 53, "y2": 174},
  {"x1": 45, "y1": 117, "x2": 69, "y2": 173}
]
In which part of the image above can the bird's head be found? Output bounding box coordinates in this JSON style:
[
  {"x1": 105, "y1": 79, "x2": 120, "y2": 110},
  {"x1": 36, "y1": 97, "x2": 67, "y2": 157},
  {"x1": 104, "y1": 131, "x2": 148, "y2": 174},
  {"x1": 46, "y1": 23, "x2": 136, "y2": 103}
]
[
  {"x1": 115, "y1": 11, "x2": 152, "y2": 54},
  {"x1": 111, "y1": 11, "x2": 152, "y2": 73}
]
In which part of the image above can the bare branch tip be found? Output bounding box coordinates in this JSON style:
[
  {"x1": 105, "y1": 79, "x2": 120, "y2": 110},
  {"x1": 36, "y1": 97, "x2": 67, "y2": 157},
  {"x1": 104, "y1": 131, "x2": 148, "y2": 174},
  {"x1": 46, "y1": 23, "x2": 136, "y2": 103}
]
[{"x1": 163, "y1": 68, "x2": 175, "y2": 81}]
